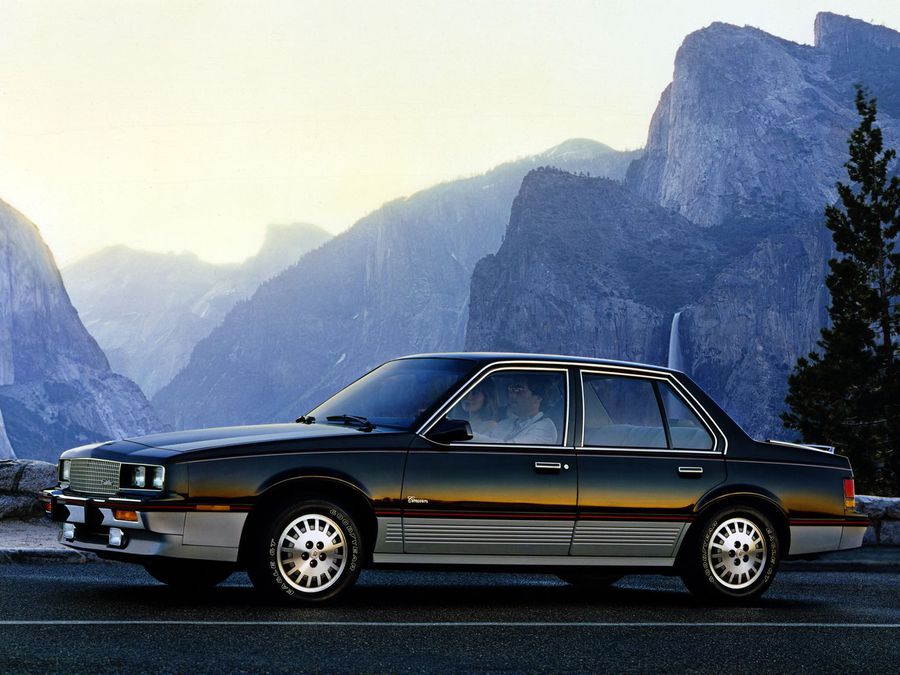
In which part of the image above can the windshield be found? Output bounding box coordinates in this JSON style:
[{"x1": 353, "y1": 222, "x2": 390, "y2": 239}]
[{"x1": 307, "y1": 358, "x2": 476, "y2": 430}]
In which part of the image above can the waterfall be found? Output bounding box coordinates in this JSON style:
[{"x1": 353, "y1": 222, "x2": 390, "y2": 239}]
[
  {"x1": 667, "y1": 311, "x2": 684, "y2": 372},
  {"x1": 0, "y1": 408, "x2": 15, "y2": 459}
]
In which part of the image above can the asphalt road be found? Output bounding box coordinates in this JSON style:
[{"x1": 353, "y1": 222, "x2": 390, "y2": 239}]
[{"x1": 0, "y1": 562, "x2": 898, "y2": 673}]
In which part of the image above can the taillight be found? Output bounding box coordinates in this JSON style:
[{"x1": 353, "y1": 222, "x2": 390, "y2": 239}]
[{"x1": 843, "y1": 478, "x2": 856, "y2": 511}]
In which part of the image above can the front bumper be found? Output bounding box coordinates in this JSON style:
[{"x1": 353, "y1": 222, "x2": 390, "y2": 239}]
[{"x1": 39, "y1": 489, "x2": 248, "y2": 563}]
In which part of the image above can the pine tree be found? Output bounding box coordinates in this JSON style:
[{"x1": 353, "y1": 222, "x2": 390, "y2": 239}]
[{"x1": 782, "y1": 86, "x2": 900, "y2": 495}]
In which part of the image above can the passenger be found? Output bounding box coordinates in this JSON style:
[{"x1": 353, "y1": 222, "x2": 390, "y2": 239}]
[{"x1": 460, "y1": 380, "x2": 502, "y2": 435}]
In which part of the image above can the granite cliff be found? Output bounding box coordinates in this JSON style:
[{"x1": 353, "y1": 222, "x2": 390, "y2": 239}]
[{"x1": 0, "y1": 199, "x2": 163, "y2": 462}]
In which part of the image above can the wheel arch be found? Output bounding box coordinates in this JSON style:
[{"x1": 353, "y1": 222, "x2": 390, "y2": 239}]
[
  {"x1": 237, "y1": 475, "x2": 378, "y2": 567},
  {"x1": 682, "y1": 485, "x2": 791, "y2": 560}
]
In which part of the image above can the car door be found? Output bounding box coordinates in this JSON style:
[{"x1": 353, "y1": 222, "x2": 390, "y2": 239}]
[
  {"x1": 573, "y1": 368, "x2": 726, "y2": 560},
  {"x1": 402, "y1": 365, "x2": 577, "y2": 557}
]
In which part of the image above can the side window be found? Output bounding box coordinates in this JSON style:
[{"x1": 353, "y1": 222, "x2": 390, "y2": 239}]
[
  {"x1": 443, "y1": 369, "x2": 566, "y2": 445},
  {"x1": 582, "y1": 374, "x2": 666, "y2": 448},
  {"x1": 659, "y1": 382, "x2": 714, "y2": 450}
]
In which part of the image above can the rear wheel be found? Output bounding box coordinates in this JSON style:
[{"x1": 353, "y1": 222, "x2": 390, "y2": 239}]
[
  {"x1": 143, "y1": 559, "x2": 234, "y2": 589},
  {"x1": 680, "y1": 505, "x2": 779, "y2": 603},
  {"x1": 248, "y1": 499, "x2": 363, "y2": 603}
]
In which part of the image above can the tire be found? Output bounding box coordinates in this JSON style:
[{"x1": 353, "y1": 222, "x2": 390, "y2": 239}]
[
  {"x1": 557, "y1": 571, "x2": 623, "y2": 588},
  {"x1": 248, "y1": 499, "x2": 363, "y2": 603},
  {"x1": 143, "y1": 559, "x2": 234, "y2": 589},
  {"x1": 680, "y1": 505, "x2": 779, "y2": 603}
]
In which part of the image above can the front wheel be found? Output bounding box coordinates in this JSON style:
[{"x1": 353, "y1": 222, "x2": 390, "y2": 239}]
[
  {"x1": 680, "y1": 505, "x2": 779, "y2": 603},
  {"x1": 248, "y1": 500, "x2": 363, "y2": 603}
]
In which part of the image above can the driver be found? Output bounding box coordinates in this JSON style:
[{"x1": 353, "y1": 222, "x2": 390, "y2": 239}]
[{"x1": 478, "y1": 374, "x2": 558, "y2": 445}]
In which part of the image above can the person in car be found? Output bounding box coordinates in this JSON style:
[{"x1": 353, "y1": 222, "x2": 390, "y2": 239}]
[
  {"x1": 460, "y1": 380, "x2": 503, "y2": 435},
  {"x1": 477, "y1": 375, "x2": 558, "y2": 445}
]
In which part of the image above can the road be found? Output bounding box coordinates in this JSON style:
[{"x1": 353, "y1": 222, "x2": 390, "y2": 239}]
[{"x1": 0, "y1": 562, "x2": 898, "y2": 673}]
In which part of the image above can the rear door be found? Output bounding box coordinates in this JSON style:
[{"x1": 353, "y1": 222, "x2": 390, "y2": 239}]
[{"x1": 574, "y1": 368, "x2": 726, "y2": 560}]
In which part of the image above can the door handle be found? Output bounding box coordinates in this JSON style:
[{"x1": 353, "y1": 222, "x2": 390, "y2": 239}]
[
  {"x1": 534, "y1": 461, "x2": 563, "y2": 472},
  {"x1": 678, "y1": 466, "x2": 703, "y2": 477}
]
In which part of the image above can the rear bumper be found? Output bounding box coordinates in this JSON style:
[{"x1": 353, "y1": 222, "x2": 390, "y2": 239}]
[
  {"x1": 38, "y1": 489, "x2": 247, "y2": 563},
  {"x1": 788, "y1": 517, "x2": 870, "y2": 556}
]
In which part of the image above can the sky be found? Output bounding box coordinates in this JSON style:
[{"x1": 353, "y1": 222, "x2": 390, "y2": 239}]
[{"x1": 2, "y1": 1, "x2": 900, "y2": 265}]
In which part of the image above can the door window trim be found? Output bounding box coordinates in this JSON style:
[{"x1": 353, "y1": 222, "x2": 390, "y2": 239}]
[
  {"x1": 577, "y1": 368, "x2": 723, "y2": 455},
  {"x1": 418, "y1": 365, "x2": 571, "y2": 449}
]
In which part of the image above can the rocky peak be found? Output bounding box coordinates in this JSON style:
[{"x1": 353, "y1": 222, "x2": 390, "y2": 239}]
[
  {"x1": 627, "y1": 14, "x2": 898, "y2": 227},
  {"x1": 815, "y1": 12, "x2": 900, "y2": 53}
]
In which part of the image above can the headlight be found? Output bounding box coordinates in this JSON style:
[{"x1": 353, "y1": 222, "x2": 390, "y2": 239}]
[
  {"x1": 60, "y1": 460, "x2": 71, "y2": 482},
  {"x1": 126, "y1": 464, "x2": 165, "y2": 490}
]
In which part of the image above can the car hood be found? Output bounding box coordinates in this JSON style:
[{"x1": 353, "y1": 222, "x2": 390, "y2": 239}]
[{"x1": 126, "y1": 422, "x2": 394, "y2": 454}]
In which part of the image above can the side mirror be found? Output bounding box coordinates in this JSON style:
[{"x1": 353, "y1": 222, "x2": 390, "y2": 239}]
[{"x1": 427, "y1": 418, "x2": 473, "y2": 444}]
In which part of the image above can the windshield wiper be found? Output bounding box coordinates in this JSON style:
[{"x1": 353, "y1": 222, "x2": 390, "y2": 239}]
[
  {"x1": 326, "y1": 414, "x2": 376, "y2": 432},
  {"x1": 295, "y1": 415, "x2": 316, "y2": 424}
]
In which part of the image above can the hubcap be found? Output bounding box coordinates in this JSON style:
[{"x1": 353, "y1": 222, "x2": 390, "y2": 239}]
[
  {"x1": 276, "y1": 513, "x2": 347, "y2": 593},
  {"x1": 707, "y1": 517, "x2": 767, "y2": 589}
]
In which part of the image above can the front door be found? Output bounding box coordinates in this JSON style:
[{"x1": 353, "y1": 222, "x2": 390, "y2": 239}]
[{"x1": 403, "y1": 366, "x2": 577, "y2": 556}]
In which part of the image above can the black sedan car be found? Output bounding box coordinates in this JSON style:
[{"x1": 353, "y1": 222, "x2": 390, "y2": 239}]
[{"x1": 40, "y1": 353, "x2": 868, "y2": 603}]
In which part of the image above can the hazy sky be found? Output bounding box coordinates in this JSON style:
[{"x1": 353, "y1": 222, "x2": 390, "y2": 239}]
[{"x1": 2, "y1": 1, "x2": 899, "y2": 265}]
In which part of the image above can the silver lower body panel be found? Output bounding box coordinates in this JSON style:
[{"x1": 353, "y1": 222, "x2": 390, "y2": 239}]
[
  {"x1": 839, "y1": 524, "x2": 867, "y2": 550},
  {"x1": 60, "y1": 504, "x2": 246, "y2": 563},
  {"x1": 374, "y1": 516, "x2": 688, "y2": 562},
  {"x1": 372, "y1": 553, "x2": 675, "y2": 567},
  {"x1": 788, "y1": 525, "x2": 843, "y2": 555}
]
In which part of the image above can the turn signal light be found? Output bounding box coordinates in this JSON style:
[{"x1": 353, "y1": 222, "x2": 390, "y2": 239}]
[
  {"x1": 113, "y1": 509, "x2": 139, "y2": 522},
  {"x1": 843, "y1": 478, "x2": 856, "y2": 510}
]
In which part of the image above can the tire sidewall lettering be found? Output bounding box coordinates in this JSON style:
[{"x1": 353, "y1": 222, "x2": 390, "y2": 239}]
[
  {"x1": 260, "y1": 501, "x2": 363, "y2": 602},
  {"x1": 698, "y1": 509, "x2": 778, "y2": 598}
]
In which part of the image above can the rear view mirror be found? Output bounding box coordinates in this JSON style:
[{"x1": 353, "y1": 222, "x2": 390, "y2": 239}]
[{"x1": 427, "y1": 418, "x2": 473, "y2": 444}]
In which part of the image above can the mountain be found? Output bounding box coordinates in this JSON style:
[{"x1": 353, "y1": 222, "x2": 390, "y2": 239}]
[
  {"x1": 153, "y1": 140, "x2": 640, "y2": 429},
  {"x1": 63, "y1": 223, "x2": 330, "y2": 397},
  {"x1": 466, "y1": 13, "x2": 900, "y2": 440},
  {"x1": 0, "y1": 199, "x2": 163, "y2": 462}
]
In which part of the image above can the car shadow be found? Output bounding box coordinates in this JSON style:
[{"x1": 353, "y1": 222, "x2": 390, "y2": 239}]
[{"x1": 74, "y1": 570, "x2": 819, "y2": 617}]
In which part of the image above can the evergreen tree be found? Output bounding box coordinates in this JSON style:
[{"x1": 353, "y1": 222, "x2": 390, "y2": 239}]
[{"x1": 782, "y1": 86, "x2": 900, "y2": 495}]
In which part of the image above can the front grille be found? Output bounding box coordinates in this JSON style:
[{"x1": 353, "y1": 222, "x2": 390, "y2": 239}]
[{"x1": 69, "y1": 458, "x2": 121, "y2": 496}]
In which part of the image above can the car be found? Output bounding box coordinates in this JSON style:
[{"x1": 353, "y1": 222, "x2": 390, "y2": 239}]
[{"x1": 39, "y1": 352, "x2": 868, "y2": 603}]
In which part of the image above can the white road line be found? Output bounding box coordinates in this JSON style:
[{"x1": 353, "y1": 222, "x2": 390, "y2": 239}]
[{"x1": 0, "y1": 621, "x2": 899, "y2": 628}]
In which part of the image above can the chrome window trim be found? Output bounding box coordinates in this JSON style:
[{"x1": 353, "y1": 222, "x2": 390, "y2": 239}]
[
  {"x1": 417, "y1": 364, "x2": 571, "y2": 448},
  {"x1": 574, "y1": 446, "x2": 720, "y2": 456},
  {"x1": 578, "y1": 367, "x2": 725, "y2": 455},
  {"x1": 766, "y1": 439, "x2": 836, "y2": 454}
]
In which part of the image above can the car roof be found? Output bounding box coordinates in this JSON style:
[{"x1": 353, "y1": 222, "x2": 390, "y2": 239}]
[{"x1": 397, "y1": 352, "x2": 681, "y2": 375}]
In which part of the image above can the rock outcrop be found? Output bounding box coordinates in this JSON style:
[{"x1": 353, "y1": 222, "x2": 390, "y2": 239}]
[
  {"x1": 857, "y1": 496, "x2": 900, "y2": 546},
  {"x1": 0, "y1": 459, "x2": 56, "y2": 519},
  {"x1": 63, "y1": 223, "x2": 331, "y2": 397},
  {"x1": 153, "y1": 140, "x2": 639, "y2": 429},
  {"x1": 0, "y1": 199, "x2": 163, "y2": 462}
]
